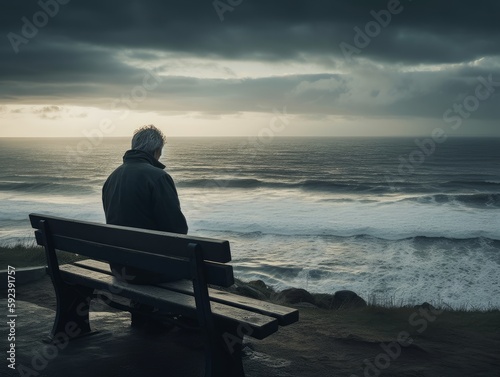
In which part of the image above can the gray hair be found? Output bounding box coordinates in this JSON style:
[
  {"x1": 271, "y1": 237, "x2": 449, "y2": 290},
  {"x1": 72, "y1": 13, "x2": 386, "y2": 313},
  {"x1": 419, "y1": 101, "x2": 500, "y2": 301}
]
[{"x1": 131, "y1": 125, "x2": 167, "y2": 156}]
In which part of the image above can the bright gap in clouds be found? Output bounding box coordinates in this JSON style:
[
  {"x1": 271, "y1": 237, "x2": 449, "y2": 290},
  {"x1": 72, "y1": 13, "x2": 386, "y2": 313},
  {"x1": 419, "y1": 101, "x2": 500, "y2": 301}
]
[
  {"x1": 4, "y1": 103, "x2": 495, "y2": 138},
  {"x1": 1, "y1": 105, "x2": 294, "y2": 137},
  {"x1": 117, "y1": 50, "x2": 342, "y2": 79},
  {"x1": 1, "y1": 52, "x2": 499, "y2": 138}
]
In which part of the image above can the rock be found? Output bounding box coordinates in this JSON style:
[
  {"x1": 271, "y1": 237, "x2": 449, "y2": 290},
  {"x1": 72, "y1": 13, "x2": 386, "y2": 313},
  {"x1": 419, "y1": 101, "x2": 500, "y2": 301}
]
[
  {"x1": 247, "y1": 280, "x2": 274, "y2": 298},
  {"x1": 275, "y1": 288, "x2": 315, "y2": 305},
  {"x1": 248, "y1": 279, "x2": 268, "y2": 291},
  {"x1": 231, "y1": 279, "x2": 275, "y2": 300},
  {"x1": 235, "y1": 285, "x2": 269, "y2": 300},
  {"x1": 414, "y1": 302, "x2": 435, "y2": 310},
  {"x1": 293, "y1": 302, "x2": 318, "y2": 309},
  {"x1": 312, "y1": 293, "x2": 336, "y2": 309},
  {"x1": 331, "y1": 290, "x2": 367, "y2": 309}
]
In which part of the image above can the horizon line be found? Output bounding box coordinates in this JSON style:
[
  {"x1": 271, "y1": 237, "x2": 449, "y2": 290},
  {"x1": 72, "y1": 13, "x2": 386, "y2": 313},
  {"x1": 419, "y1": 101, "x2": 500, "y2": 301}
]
[{"x1": 1, "y1": 135, "x2": 499, "y2": 139}]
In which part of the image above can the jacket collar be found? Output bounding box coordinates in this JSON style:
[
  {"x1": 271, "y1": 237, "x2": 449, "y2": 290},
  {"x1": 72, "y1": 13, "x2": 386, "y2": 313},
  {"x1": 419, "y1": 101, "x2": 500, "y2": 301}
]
[{"x1": 123, "y1": 149, "x2": 166, "y2": 169}]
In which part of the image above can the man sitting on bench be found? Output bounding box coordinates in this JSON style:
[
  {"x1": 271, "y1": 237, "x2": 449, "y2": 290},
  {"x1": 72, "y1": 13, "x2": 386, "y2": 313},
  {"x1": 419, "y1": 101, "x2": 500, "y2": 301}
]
[{"x1": 102, "y1": 124, "x2": 189, "y2": 285}]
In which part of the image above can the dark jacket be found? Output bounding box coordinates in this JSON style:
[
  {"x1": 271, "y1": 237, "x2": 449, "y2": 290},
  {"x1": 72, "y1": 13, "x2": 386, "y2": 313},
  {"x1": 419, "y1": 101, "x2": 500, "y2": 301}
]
[
  {"x1": 102, "y1": 149, "x2": 188, "y2": 234},
  {"x1": 102, "y1": 149, "x2": 188, "y2": 284}
]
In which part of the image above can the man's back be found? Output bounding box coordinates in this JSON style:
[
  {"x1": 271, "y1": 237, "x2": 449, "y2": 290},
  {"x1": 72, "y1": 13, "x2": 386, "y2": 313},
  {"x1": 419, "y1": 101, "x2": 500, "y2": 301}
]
[
  {"x1": 102, "y1": 125, "x2": 188, "y2": 284},
  {"x1": 103, "y1": 149, "x2": 188, "y2": 234}
]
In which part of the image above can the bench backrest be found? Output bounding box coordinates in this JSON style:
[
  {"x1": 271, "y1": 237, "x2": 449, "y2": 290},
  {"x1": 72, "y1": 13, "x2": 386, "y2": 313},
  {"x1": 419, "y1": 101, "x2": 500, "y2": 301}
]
[{"x1": 29, "y1": 213, "x2": 234, "y2": 287}]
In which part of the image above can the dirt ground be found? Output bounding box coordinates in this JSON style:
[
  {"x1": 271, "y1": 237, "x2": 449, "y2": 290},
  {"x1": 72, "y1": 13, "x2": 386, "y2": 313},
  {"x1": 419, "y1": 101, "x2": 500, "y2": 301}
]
[{"x1": 2, "y1": 276, "x2": 499, "y2": 377}]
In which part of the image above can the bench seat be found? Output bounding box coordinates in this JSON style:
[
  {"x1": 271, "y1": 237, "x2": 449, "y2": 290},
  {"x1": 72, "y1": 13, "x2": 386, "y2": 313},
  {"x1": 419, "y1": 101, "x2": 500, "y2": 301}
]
[
  {"x1": 74, "y1": 259, "x2": 299, "y2": 327},
  {"x1": 29, "y1": 213, "x2": 299, "y2": 377},
  {"x1": 61, "y1": 262, "x2": 278, "y2": 340}
]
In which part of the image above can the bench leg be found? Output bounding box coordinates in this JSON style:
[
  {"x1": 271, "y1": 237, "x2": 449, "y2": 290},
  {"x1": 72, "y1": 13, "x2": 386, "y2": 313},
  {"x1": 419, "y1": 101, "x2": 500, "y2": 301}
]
[
  {"x1": 50, "y1": 283, "x2": 93, "y2": 342},
  {"x1": 203, "y1": 326, "x2": 245, "y2": 377}
]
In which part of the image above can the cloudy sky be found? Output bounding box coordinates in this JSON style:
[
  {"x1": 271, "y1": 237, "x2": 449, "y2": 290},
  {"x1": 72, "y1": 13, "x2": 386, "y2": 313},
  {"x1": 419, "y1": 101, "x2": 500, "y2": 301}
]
[{"x1": 1, "y1": 0, "x2": 499, "y2": 137}]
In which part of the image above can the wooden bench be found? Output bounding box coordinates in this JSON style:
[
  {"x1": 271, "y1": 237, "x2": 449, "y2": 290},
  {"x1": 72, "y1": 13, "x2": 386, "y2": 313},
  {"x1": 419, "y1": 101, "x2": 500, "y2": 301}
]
[{"x1": 29, "y1": 213, "x2": 299, "y2": 377}]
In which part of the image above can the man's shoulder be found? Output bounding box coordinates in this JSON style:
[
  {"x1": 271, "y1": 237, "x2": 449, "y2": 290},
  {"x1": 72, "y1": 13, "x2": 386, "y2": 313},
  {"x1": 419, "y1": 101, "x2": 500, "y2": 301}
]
[
  {"x1": 105, "y1": 161, "x2": 167, "y2": 183},
  {"x1": 122, "y1": 160, "x2": 165, "y2": 175},
  {"x1": 131, "y1": 163, "x2": 175, "y2": 186}
]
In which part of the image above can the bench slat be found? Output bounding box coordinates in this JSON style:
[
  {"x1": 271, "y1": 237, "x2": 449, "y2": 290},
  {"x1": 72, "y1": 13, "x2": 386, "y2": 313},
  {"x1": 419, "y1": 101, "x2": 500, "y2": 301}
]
[
  {"x1": 35, "y1": 232, "x2": 234, "y2": 287},
  {"x1": 30, "y1": 213, "x2": 231, "y2": 263},
  {"x1": 164, "y1": 283, "x2": 299, "y2": 326},
  {"x1": 60, "y1": 264, "x2": 278, "y2": 340},
  {"x1": 75, "y1": 259, "x2": 299, "y2": 326}
]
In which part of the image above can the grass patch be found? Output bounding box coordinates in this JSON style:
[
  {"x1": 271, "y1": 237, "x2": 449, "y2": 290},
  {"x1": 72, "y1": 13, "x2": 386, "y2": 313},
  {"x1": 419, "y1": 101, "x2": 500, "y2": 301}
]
[
  {"x1": 366, "y1": 292, "x2": 499, "y2": 312},
  {"x1": 0, "y1": 244, "x2": 87, "y2": 269}
]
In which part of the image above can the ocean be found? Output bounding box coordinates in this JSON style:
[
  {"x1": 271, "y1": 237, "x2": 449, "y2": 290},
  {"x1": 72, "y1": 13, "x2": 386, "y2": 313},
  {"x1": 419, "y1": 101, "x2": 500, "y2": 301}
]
[{"x1": 0, "y1": 137, "x2": 499, "y2": 309}]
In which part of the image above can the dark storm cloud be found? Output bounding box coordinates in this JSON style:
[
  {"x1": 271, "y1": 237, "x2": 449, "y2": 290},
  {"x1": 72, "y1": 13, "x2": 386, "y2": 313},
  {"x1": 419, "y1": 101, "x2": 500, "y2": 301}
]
[
  {"x1": 0, "y1": 38, "x2": 142, "y2": 84},
  {"x1": 1, "y1": 0, "x2": 499, "y2": 127},
  {"x1": 9, "y1": 70, "x2": 496, "y2": 121},
  {"x1": 2, "y1": 0, "x2": 499, "y2": 63}
]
